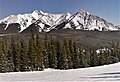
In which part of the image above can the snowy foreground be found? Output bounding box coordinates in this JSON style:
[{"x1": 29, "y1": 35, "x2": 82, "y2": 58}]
[{"x1": 0, "y1": 63, "x2": 120, "y2": 82}]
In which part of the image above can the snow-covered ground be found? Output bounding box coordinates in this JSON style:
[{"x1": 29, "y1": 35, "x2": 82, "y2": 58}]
[{"x1": 0, "y1": 62, "x2": 120, "y2": 82}]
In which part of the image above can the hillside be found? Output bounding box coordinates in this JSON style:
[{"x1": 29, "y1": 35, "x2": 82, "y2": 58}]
[
  {"x1": 47, "y1": 29, "x2": 120, "y2": 48},
  {"x1": 1, "y1": 29, "x2": 120, "y2": 48}
]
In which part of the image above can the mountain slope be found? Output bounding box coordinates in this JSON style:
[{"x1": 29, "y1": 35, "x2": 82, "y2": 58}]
[
  {"x1": 117, "y1": 25, "x2": 120, "y2": 29},
  {"x1": 0, "y1": 10, "x2": 68, "y2": 33},
  {"x1": 68, "y1": 9, "x2": 118, "y2": 31},
  {"x1": 0, "y1": 9, "x2": 119, "y2": 34}
]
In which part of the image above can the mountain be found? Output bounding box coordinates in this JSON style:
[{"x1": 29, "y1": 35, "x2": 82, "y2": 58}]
[
  {"x1": 117, "y1": 25, "x2": 120, "y2": 29},
  {"x1": 0, "y1": 9, "x2": 119, "y2": 33}
]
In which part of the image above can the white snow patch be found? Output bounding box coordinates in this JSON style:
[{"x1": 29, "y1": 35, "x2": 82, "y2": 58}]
[
  {"x1": 0, "y1": 62, "x2": 120, "y2": 82},
  {"x1": 0, "y1": 9, "x2": 119, "y2": 33}
]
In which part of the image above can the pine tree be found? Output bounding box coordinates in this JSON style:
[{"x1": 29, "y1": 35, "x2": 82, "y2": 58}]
[
  {"x1": 28, "y1": 30, "x2": 37, "y2": 71},
  {"x1": 89, "y1": 47, "x2": 98, "y2": 66},
  {"x1": 78, "y1": 46, "x2": 84, "y2": 68},
  {"x1": 0, "y1": 37, "x2": 6, "y2": 72},
  {"x1": 56, "y1": 37, "x2": 62, "y2": 69},
  {"x1": 48, "y1": 36, "x2": 57, "y2": 68},
  {"x1": 20, "y1": 39, "x2": 30, "y2": 71},
  {"x1": 1, "y1": 38, "x2": 10, "y2": 72},
  {"x1": 10, "y1": 35, "x2": 18, "y2": 72},
  {"x1": 0, "y1": 37, "x2": 4, "y2": 72},
  {"x1": 113, "y1": 42, "x2": 119, "y2": 62},
  {"x1": 60, "y1": 38, "x2": 69, "y2": 69},
  {"x1": 116, "y1": 42, "x2": 120, "y2": 61},
  {"x1": 7, "y1": 40, "x2": 14, "y2": 72},
  {"x1": 81, "y1": 50, "x2": 89, "y2": 67},
  {"x1": 104, "y1": 48, "x2": 111, "y2": 64},
  {"x1": 98, "y1": 48, "x2": 106, "y2": 65},
  {"x1": 9, "y1": 36, "x2": 21, "y2": 72},
  {"x1": 43, "y1": 34, "x2": 49, "y2": 68},
  {"x1": 15, "y1": 38, "x2": 21, "y2": 72},
  {"x1": 110, "y1": 42, "x2": 119, "y2": 63},
  {"x1": 36, "y1": 32, "x2": 44, "y2": 70},
  {"x1": 68, "y1": 39, "x2": 74, "y2": 68},
  {"x1": 72, "y1": 42, "x2": 80, "y2": 68}
]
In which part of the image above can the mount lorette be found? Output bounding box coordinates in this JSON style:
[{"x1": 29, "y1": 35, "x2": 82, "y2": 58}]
[{"x1": 0, "y1": 9, "x2": 119, "y2": 33}]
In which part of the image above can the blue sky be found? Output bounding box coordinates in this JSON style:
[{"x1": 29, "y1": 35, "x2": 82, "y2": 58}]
[{"x1": 0, "y1": 0, "x2": 120, "y2": 25}]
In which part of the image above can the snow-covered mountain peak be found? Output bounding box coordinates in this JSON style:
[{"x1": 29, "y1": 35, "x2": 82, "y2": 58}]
[
  {"x1": 79, "y1": 9, "x2": 86, "y2": 13},
  {"x1": 39, "y1": 10, "x2": 48, "y2": 15},
  {"x1": 0, "y1": 9, "x2": 119, "y2": 33},
  {"x1": 32, "y1": 10, "x2": 49, "y2": 16},
  {"x1": 65, "y1": 12, "x2": 71, "y2": 19},
  {"x1": 32, "y1": 10, "x2": 39, "y2": 14},
  {"x1": 78, "y1": 9, "x2": 90, "y2": 15},
  {"x1": 116, "y1": 25, "x2": 120, "y2": 29}
]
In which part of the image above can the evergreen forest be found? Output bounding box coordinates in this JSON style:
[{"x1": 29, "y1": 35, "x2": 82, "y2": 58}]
[{"x1": 0, "y1": 30, "x2": 120, "y2": 73}]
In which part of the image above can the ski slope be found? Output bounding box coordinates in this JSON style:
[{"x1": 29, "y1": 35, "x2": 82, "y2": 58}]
[{"x1": 0, "y1": 62, "x2": 120, "y2": 82}]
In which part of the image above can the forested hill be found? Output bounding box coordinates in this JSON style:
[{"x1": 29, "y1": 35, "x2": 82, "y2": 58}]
[{"x1": 0, "y1": 30, "x2": 120, "y2": 73}]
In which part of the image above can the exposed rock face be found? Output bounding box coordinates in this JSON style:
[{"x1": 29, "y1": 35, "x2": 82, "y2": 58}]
[{"x1": 0, "y1": 9, "x2": 119, "y2": 34}]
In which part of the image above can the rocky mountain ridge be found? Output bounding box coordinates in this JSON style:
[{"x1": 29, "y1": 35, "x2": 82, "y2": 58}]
[{"x1": 0, "y1": 9, "x2": 119, "y2": 33}]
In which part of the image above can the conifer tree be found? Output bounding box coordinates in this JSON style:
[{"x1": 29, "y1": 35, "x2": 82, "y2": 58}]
[
  {"x1": 98, "y1": 49, "x2": 106, "y2": 65},
  {"x1": 56, "y1": 37, "x2": 62, "y2": 69},
  {"x1": 66, "y1": 40, "x2": 72, "y2": 69},
  {"x1": 15, "y1": 38, "x2": 21, "y2": 72},
  {"x1": 116, "y1": 42, "x2": 120, "y2": 61},
  {"x1": 0, "y1": 37, "x2": 4, "y2": 72},
  {"x1": 89, "y1": 47, "x2": 98, "y2": 66},
  {"x1": 10, "y1": 36, "x2": 18, "y2": 72},
  {"x1": 48, "y1": 36, "x2": 57, "y2": 68},
  {"x1": 20, "y1": 39, "x2": 30, "y2": 71},
  {"x1": 113, "y1": 42, "x2": 120, "y2": 62},
  {"x1": 104, "y1": 49, "x2": 111, "y2": 64},
  {"x1": 68, "y1": 39, "x2": 74, "y2": 68},
  {"x1": 0, "y1": 38, "x2": 2, "y2": 68},
  {"x1": 78, "y1": 46, "x2": 84, "y2": 68},
  {"x1": 9, "y1": 36, "x2": 21, "y2": 72},
  {"x1": 60, "y1": 38, "x2": 69, "y2": 69},
  {"x1": 72, "y1": 42, "x2": 80, "y2": 68},
  {"x1": 28, "y1": 30, "x2": 37, "y2": 71},
  {"x1": 1, "y1": 38, "x2": 10, "y2": 72},
  {"x1": 43, "y1": 34, "x2": 49, "y2": 68},
  {"x1": 7, "y1": 39, "x2": 14, "y2": 72},
  {"x1": 36, "y1": 32, "x2": 44, "y2": 70},
  {"x1": 81, "y1": 50, "x2": 89, "y2": 67}
]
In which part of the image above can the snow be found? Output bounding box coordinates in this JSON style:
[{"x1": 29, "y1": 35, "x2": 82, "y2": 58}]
[
  {"x1": 117, "y1": 25, "x2": 120, "y2": 29},
  {"x1": 0, "y1": 62, "x2": 120, "y2": 82},
  {"x1": 0, "y1": 9, "x2": 119, "y2": 33}
]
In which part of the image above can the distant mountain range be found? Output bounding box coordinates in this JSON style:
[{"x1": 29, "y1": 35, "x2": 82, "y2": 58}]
[{"x1": 0, "y1": 9, "x2": 119, "y2": 34}]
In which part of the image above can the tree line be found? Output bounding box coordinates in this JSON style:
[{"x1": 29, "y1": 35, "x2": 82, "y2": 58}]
[{"x1": 0, "y1": 31, "x2": 120, "y2": 73}]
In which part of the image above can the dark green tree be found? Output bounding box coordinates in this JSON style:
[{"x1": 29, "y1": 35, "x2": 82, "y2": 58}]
[
  {"x1": 43, "y1": 34, "x2": 49, "y2": 68},
  {"x1": 48, "y1": 36, "x2": 57, "y2": 68},
  {"x1": 28, "y1": 30, "x2": 37, "y2": 71},
  {"x1": 56, "y1": 37, "x2": 62, "y2": 69},
  {"x1": 89, "y1": 47, "x2": 98, "y2": 66},
  {"x1": 72, "y1": 42, "x2": 80, "y2": 68},
  {"x1": 36, "y1": 32, "x2": 44, "y2": 70},
  {"x1": 1, "y1": 38, "x2": 10, "y2": 72},
  {"x1": 20, "y1": 39, "x2": 30, "y2": 71},
  {"x1": 60, "y1": 38, "x2": 69, "y2": 69},
  {"x1": 10, "y1": 36, "x2": 18, "y2": 72},
  {"x1": 0, "y1": 37, "x2": 5, "y2": 72},
  {"x1": 68, "y1": 39, "x2": 74, "y2": 68}
]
